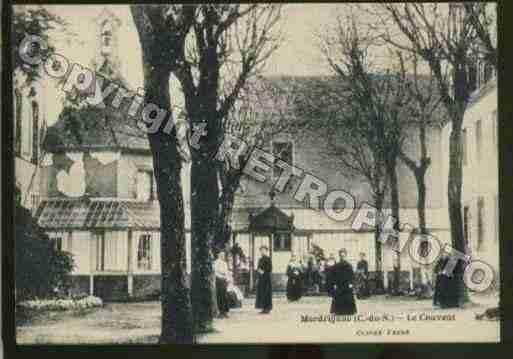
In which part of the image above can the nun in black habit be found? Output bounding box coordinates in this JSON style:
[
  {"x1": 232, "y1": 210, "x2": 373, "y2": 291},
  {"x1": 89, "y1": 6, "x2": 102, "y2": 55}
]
[
  {"x1": 255, "y1": 245, "x2": 273, "y2": 313},
  {"x1": 433, "y1": 251, "x2": 461, "y2": 308},
  {"x1": 326, "y1": 248, "x2": 357, "y2": 315},
  {"x1": 286, "y1": 254, "x2": 303, "y2": 301}
]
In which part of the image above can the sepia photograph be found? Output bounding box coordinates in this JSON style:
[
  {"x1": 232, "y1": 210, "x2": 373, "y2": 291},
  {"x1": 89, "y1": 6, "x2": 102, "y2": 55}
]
[{"x1": 7, "y1": 2, "x2": 500, "y2": 345}]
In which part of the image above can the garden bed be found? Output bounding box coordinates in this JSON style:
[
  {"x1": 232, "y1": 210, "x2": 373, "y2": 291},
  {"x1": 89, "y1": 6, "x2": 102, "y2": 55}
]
[
  {"x1": 18, "y1": 295, "x2": 103, "y2": 311},
  {"x1": 16, "y1": 295, "x2": 103, "y2": 326}
]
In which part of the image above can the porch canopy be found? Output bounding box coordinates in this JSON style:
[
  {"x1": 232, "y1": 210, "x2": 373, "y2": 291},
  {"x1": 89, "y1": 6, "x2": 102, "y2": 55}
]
[{"x1": 247, "y1": 202, "x2": 294, "y2": 289}]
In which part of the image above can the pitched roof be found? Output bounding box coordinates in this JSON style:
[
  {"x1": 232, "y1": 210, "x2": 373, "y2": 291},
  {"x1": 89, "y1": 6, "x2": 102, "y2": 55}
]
[
  {"x1": 248, "y1": 204, "x2": 294, "y2": 232},
  {"x1": 44, "y1": 98, "x2": 150, "y2": 152},
  {"x1": 44, "y1": 73, "x2": 445, "y2": 153}
]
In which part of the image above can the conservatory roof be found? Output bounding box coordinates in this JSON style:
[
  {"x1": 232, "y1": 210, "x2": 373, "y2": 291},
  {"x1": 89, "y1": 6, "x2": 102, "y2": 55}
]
[{"x1": 35, "y1": 199, "x2": 160, "y2": 230}]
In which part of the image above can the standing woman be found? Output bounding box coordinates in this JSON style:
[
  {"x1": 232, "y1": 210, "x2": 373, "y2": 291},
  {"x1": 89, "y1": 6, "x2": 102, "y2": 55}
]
[
  {"x1": 286, "y1": 254, "x2": 303, "y2": 302},
  {"x1": 355, "y1": 252, "x2": 370, "y2": 299},
  {"x1": 433, "y1": 251, "x2": 460, "y2": 308},
  {"x1": 327, "y1": 248, "x2": 357, "y2": 315},
  {"x1": 255, "y1": 246, "x2": 273, "y2": 314},
  {"x1": 214, "y1": 251, "x2": 230, "y2": 318},
  {"x1": 433, "y1": 252, "x2": 449, "y2": 307}
]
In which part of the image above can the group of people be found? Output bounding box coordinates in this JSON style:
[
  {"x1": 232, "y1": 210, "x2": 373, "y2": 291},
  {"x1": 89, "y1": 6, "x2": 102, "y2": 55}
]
[
  {"x1": 217, "y1": 245, "x2": 274, "y2": 316},
  {"x1": 218, "y1": 243, "x2": 462, "y2": 319},
  {"x1": 285, "y1": 248, "x2": 362, "y2": 315},
  {"x1": 285, "y1": 251, "x2": 371, "y2": 303}
]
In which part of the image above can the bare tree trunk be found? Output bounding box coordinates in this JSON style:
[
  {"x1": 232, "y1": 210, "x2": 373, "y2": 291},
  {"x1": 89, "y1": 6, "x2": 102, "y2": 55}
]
[
  {"x1": 415, "y1": 171, "x2": 428, "y2": 235},
  {"x1": 145, "y1": 66, "x2": 194, "y2": 344},
  {"x1": 374, "y1": 196, "x2": 385, "y2": 293},
  {"x1": 386, "y1": 157, "x2": 401, "y2": 295},
  {"x1": 448, "y1": 116, "x2": 467, "y2": 305},
  {"x1": 190, "y1": 153, "x2": 219, "y2": 332},
  {"x1": 216, "y1": 183, "x2": 237, "y2": 250}
]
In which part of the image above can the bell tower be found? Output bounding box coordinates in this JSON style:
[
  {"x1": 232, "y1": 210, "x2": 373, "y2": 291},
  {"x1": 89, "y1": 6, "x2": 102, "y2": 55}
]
[{"x1": 92, "y1": 8, "x2": 123, "y2": 79}]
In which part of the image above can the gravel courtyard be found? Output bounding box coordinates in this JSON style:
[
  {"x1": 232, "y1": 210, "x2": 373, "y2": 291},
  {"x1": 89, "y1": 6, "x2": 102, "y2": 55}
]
[{"x1": 16, "y1": 294, "x2": 499, "y2": 344}]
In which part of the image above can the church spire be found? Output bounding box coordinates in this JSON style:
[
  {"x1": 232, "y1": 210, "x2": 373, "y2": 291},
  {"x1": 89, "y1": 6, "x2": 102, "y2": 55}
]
[{"x1": 92, "y1": 7, "x2": 123, "y2": 81}]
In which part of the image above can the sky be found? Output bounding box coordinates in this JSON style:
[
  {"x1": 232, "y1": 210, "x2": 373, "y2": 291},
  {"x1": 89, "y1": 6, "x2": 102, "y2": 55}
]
[{"x1": 33, "y1": 4, "x2": 345, "y2": 125}]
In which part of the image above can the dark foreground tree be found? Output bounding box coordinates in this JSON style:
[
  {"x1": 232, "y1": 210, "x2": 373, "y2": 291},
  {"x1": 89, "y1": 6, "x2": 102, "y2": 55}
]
[
  {"x1": 131, "y1": 5, "x2": 196, "y2": 343},
  {"x1": 172, "y1": 5, "x2": 282, "y2": 332}
]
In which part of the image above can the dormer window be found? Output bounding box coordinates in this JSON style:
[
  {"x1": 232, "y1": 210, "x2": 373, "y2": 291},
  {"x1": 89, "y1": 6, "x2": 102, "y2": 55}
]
[
  {"x1": 273, "y1": 233, "x2": 291, "y2": 251},
  {"x1": 272, "y1": 140, "x2": 294, "y2": 179},
  {"x1": 272, "y1": 140, "x2": 294, "y2": 192}
]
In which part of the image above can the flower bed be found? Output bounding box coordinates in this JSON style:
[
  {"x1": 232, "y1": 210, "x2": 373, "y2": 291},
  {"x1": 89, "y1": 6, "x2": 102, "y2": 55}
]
[{"x1": 18, "y1": 295, "x2": 103, "y2": 312}]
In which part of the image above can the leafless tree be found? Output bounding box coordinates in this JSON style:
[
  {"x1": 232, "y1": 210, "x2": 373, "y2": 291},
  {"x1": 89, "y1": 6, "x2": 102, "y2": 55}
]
[
  {"x1": 215, "y1": 76, "x2": 300, "y2": 259},
  {"x1": 397, "y1": 52, "x2": 444, "y2": 236},
  {"x1": 464, "y1": 2, "x2": 497, "y2": 69},
  {"x1": 375, "y1": 3, "x2": 481, "y2": 305},
  {"x1": 170, "y1": 4, "x2": 283, "y2": 332},
  {"x1": 298, "y1": 18, "x2": 414, "y2": 292}
]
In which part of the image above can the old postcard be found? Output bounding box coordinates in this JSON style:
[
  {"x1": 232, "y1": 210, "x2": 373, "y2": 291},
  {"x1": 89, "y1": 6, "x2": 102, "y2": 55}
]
[{"x1": 10, "y1": 3, "x2": 500, "y2": 344}]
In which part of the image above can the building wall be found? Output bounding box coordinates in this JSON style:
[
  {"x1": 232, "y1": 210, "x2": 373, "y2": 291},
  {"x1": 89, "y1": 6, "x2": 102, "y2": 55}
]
[
  {"x1": 440, "y1": 81, "x2": 498, "y2": 273},
  {"x1": 83, "y1": 152, "x2": 118, "y2": 197},
  {"x1": 14, "y1": 72, "x2": 47, "y2": 212},
  {"x1": 51, "y1": 228, "x2": 193, "y2": 277},
  {"x1": 15, "y1": 159, "x2": 39, "y2": 211},
  {"x1": 117, "y1": 153, "x2": 148, "y2": 199},
  {"x1": 117, "y1": 152, "x2": 191, "y2": 207},
  {"x1": 41, "y1": 151, "x2": 119, "y2": 198}
]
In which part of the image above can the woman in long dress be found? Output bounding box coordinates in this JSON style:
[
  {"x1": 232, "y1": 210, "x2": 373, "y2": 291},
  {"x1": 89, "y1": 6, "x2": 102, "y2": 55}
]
[
  {"x1": 355, "y1": 252, "x2": 370, "y2": 299},
  {"x1": 286, "y1": 254, "x2": 303, "y2": 301},
  {"x1": 255, "y1": 246, "x2": 273, "y2": 314},
  {"x1": 326, "y1": 248, "x2": 357, "y2": 315},
  {"x1": 433, "y1": 252, "x2": 460, "y2": 308},
  {"x1": 214, "y1": 252, "x2": 230, "y2": 318}
]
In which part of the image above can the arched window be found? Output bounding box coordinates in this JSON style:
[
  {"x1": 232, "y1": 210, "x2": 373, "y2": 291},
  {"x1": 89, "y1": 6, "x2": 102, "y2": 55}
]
[
  {"x1": 14, "y1": 89, "x2": 22, "y2": 155},
  {"x1": 31, "y1": 101, "x2": 39, "y2": 164}
]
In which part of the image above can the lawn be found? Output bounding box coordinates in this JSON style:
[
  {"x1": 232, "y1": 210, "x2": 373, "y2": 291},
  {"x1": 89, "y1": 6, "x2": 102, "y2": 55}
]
[{"x1": 16, "y1": 293, "x2": 499, "y2": 344}]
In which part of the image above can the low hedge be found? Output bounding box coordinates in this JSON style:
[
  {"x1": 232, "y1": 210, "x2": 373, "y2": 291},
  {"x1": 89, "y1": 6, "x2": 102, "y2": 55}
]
[{"x1": 18, "y1": 295, "x2": 103, "y2": 312}]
